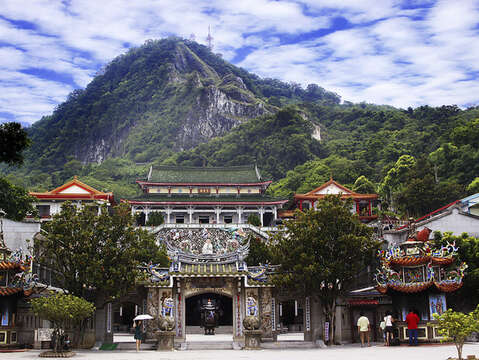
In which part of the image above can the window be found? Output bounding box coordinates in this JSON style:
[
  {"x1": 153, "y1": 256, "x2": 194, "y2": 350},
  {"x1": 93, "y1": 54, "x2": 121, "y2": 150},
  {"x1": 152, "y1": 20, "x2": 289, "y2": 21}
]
[
  {"x1": 36, "y1": 205, "x2": 50, "y2": 217},
  {"x1": 199, "y1": 216, "x2": 210, "y2": 224},
  {"x1": 175, "y1": 216, "x2": 184, "y2": 224},
  {"x1": 223, "y1": 215, "x2": 233, "y2": 224}
]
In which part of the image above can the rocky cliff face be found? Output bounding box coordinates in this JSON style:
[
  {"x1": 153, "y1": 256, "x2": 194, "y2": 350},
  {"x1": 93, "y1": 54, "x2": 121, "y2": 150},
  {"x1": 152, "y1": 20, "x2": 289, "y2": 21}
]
[{"x1": 26, "y1": 39, "x2": 274, "y2": 167}]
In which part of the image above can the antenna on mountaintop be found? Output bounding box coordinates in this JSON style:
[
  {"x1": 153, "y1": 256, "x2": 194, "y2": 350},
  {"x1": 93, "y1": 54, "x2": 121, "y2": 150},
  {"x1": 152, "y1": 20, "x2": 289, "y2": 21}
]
[{"x1": 206, "y1": 25, "x2": 214, "y2": 51}]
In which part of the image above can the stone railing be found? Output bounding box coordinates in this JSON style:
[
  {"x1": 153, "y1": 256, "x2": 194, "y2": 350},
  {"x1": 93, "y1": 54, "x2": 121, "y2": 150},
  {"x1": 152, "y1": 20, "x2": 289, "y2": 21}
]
[{"x1": 143, "y1": 223, "x2": 279, "y2": 239}]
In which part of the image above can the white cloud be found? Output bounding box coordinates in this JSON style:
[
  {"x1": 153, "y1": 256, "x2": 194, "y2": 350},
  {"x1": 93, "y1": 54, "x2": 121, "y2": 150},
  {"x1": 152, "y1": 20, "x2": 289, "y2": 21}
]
[{"x1": 1, "y1": 0, "x2": 479, "y2": 123}]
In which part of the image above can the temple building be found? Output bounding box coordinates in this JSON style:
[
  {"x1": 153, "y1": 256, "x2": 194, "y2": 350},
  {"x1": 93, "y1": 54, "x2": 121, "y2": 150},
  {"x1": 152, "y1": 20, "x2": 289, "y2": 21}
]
[
  {"x1": 284, "y1": 178, "x2": 379, "y2": 223},
  {"x1": 127, "y1": 165, "x2": 287, "y2": 227},
  {"x1": 29, "y1": 177, "x2": 114, "y2": 220}
]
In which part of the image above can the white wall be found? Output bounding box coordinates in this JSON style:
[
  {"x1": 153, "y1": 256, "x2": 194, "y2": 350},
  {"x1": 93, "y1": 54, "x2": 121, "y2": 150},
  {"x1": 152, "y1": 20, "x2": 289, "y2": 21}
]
[
  {"x1": 383, "y1": 208, "x2": 479, "y2": 245},
  {"x1": 2, "y1": 218, "x2": 40, "y2": 254}
]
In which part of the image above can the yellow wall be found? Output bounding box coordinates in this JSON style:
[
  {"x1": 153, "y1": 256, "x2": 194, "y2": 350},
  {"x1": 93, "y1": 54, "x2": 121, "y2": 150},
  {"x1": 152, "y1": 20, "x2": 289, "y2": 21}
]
[
  {"x1": 171, "y1": 187, "x2": 190, "y2": 194},
  {"x1": 239, "y1": 187, "x2": 260, "y2": 194},
  {"x1": 219, "y1": 187, "x2": 238, "y2": 194}
]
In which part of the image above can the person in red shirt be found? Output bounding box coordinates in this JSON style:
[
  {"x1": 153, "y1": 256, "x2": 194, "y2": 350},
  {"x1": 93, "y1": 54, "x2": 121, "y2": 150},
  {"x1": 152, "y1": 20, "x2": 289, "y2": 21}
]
[{"x1": 406, "y1": 309, "x2": 420, "y2": 346}]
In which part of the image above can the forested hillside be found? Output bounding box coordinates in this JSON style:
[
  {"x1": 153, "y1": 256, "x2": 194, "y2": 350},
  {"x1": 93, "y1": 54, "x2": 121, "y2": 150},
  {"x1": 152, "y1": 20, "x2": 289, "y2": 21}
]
[{"x1": 174, "y1": 102, "x2": 479, "y2": 217}]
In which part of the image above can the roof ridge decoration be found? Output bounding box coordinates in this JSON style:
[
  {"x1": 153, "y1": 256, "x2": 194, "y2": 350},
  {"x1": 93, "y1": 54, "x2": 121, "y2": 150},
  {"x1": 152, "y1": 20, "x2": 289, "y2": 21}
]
[{"x1": 157, "y1": 227, "x2": 250, "y2": 265}]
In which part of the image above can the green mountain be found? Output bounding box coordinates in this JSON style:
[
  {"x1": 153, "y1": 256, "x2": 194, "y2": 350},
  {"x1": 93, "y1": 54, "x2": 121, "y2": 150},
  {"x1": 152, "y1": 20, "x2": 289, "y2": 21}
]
[
  {"x1": 3, "y1": 37, "x2": 479, "y2": 218},
  {"x1": 22, "y1": 38, "x2": 338, "y2": 169}
]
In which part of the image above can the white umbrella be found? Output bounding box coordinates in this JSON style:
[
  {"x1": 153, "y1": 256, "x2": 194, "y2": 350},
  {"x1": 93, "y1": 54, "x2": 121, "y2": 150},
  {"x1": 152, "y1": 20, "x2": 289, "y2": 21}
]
[{"x1": 133, "y1": 314, "x2": 154, "y2": 321}]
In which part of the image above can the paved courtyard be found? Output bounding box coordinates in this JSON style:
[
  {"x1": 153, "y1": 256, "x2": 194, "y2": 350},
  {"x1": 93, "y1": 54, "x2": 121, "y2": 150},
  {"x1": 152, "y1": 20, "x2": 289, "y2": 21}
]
[{"x1": 5, "y1": 343, "x2": 479, "y2": 360}]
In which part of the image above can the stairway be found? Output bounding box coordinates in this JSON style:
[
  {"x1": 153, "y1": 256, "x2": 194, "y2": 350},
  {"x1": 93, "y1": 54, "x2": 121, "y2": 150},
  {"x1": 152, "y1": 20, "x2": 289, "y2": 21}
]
[{"x1": 180, "y1": 341, "x2": 235, "y2": 350}]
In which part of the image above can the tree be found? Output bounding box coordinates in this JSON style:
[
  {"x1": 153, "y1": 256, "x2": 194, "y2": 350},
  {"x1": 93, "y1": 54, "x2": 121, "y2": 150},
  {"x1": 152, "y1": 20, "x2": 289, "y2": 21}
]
[
  {"x1": 245, "y1": 235, "x2": 272, "y2": 266},
  {"x1": 379, "y1": 154, "x2": 416, "y2": 206},
  {"x1": 431, "y1": 305, "x2": 479, "y2": 360},
  {"x1": 352, "y1": 175, "x2": 376, "y2": 194},
  {"x1": 146, "y1": 211, "x2": 164, "y2": 226},
  {"x1": 467, "y1": 177, "x2": 479, "y2": 195},
  {"x1": 0, "y1": 177, "x2": 38, "y2": 221},
  {"x1": 31, "y1": 293, "x2": 95, "y2": 352},
  {"x1": 394, "y1": 158, "x2": 464, "y2": 217},
  {"x1": 433, "y1": 232, "x2": 479, "y2": 311},
  {"x1": 35, "y1": 202, "x2": 168, "y2": 303},
  {"x1": 247, "y1": 214, "x2": 261, "y2": 227},
  {"x1": 0, "y1": 122, "x2": 30, "y2": 165},
  {"x1": 270, "y1": 195, "x2": 378, "y2": 343}
]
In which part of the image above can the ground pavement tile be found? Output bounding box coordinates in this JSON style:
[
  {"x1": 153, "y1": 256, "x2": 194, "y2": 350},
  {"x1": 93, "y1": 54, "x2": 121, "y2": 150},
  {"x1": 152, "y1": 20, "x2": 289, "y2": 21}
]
[{"x1": 4, "y1": 343, "x2": 479, "y2": 360}]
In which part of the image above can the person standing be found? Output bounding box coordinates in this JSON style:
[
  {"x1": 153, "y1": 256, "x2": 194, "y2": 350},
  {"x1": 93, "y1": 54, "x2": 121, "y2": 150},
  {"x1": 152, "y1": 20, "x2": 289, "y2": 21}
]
[
  {"x1": 384, "y1": 311, "x2": 395, "y2": 346},
  {"x1": 406, "y1": 309, "x2": 420, "y2": 346},
  {"x1": 133, "y1": 320, "x2": 144, "y2": 351},
  {"x1": 357, "y1": 312, "x2": 371, "y2": 347},
  {"x1": 379, "y1": 319, "x2": 386, "y2": 345}
]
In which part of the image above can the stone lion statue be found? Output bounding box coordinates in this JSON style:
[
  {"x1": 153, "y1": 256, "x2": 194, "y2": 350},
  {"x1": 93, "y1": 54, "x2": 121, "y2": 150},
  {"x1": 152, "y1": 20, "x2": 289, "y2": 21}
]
[
  {"x1": 158, "y1": 315, "x2": 175, "y2": 331},
  {"x1": 243, "y1": 315, "x2": 260, "y2": 330}
]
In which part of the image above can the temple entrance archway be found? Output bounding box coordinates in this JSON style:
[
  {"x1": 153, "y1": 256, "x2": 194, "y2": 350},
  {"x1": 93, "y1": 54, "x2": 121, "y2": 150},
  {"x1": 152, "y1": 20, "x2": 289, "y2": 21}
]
[{"x1": 185, "y1": 292, "x2": 233, "y2": 338}]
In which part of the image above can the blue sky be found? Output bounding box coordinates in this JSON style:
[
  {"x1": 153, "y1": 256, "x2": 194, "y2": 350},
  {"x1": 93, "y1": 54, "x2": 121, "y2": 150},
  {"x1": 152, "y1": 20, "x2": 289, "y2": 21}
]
[{"x1": 1, "y1": 0, "x2": 479, "y2": 124}]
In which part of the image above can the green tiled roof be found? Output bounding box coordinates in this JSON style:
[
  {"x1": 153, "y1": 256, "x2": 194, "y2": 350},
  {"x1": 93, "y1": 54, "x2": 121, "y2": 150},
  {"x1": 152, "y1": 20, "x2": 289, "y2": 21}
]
[
  {"x1": 128, "y1": 194, "x2": 287, "y2": 203},
  {"x1": 179, "y1": 263, "x2": 240, "y2": 275},
  {"x1": 147, "y1": 165, "x2": 263, "y2": 184}
]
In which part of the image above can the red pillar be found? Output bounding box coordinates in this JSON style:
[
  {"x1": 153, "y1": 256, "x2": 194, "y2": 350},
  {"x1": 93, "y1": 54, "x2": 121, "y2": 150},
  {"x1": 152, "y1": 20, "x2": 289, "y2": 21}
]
[
  {"x1": 368, "y1": 200, "x2": 372, "y2": 216},
  {"x1": 355, "y1": 200, "x2": 359, "y2": 214},
  {"x1": 300, "y1": 200, "x2": 303, "y2": 211}
]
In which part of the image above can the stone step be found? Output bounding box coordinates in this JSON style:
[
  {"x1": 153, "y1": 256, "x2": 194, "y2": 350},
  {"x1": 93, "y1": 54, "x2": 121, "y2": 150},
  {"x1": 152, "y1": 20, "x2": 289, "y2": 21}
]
[
  {"x1": 181, "y1": 341, "x2": 234, "y2": 350},
  {"x1": 186, "y1": 326, "x2": 233, "y2": 334},
  {"x1": 261, "y1": 341, "x2": 316, "y2": 349},
  {"x1": 115, "y1": 342, "x2": 156, "y2": 350}
]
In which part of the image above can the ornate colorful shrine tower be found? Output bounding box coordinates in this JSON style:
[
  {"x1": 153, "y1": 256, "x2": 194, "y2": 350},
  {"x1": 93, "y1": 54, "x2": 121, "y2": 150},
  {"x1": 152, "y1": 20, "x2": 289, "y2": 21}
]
[{"x1": 375, "y1": 226, "x2": 466, "y2": 341}]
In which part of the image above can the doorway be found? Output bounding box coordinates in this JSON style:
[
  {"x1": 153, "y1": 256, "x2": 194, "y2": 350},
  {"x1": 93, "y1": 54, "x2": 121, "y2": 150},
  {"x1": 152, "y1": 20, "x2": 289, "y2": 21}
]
[{"x1": 185, "y1": 293, "x2": 233, "y2": 340}]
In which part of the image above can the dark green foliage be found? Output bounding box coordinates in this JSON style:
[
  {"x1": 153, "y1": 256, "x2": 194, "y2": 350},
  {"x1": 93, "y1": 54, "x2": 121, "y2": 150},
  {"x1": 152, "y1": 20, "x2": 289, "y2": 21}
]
[
  {"x1": 0, "y1": 122, "x2": 30, "y2": 165},
  {"x1": 245, "y1": 235, "x2": 272, "y2": 266},
  {"x1": 247, "y1": 214, "x2": 261, "y2": 227},
  {"x1": 0, "y1": 177, "x2": 38, "y2": 221},
  {"x1": 146, "y1": 212, "x2": 164, "y2": 226}
]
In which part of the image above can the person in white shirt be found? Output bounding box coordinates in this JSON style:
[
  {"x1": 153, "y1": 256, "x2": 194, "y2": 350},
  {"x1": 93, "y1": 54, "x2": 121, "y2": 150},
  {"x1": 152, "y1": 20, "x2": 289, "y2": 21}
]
[
  {"x1": 357, "y1": 312, "x2": 371, "y2": 347},
  {"x1": 384, "y1": 311, "x2": 395, "y2": 346}
]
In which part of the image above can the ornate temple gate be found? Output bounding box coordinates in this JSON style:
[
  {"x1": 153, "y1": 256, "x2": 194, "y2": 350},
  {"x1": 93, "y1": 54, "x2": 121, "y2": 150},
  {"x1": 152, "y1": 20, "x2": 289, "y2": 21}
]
[
  {"x1": 145, "y1": 276, "x2": 274, "y2": 342},
  {"x1": 142, "y1": 227, "x2": 275, "y2": 344}
]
